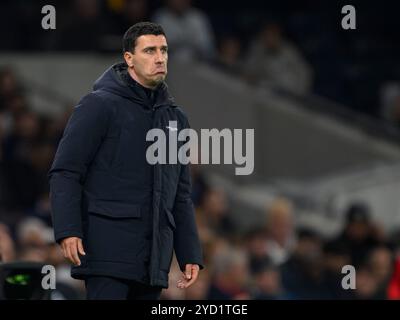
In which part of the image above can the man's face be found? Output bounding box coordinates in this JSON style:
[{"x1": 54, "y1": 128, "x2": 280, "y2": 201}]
[{"x1": 125, "y1": 34, "x2": 168, "y2": 88}]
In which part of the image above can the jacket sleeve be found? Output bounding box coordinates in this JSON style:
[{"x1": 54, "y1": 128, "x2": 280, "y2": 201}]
[
  {"x1": 48, "y1": 93, "x2": 110, "y2": 244},
  {"x1": 172, "y1": 114, "x2": 205, "y2": 272}
]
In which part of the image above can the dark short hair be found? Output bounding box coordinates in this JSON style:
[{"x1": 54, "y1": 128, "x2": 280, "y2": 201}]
[
  {"x1": 122, "y1": 22, "x2": 166, "y2": 53},
  {"x1": 345, "y1": 202, "x2": 370, "y2": 224}
]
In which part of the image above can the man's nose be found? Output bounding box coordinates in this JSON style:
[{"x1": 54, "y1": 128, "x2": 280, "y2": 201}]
[{"x1": 155, "y1": 51, "x2": 165, "y2": 64}]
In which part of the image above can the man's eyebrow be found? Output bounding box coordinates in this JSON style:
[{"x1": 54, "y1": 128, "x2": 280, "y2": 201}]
[
  {"x1": 142, "y1": 46, "x2": 156, "y2": 51},
  {"x1": 142, "y1": 45, "x2": 168, "y2": 51}
]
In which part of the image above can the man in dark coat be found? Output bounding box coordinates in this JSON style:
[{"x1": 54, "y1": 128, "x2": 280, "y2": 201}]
[{"x1": 48, "y1": 22, "x2": 204, "y2": 299}]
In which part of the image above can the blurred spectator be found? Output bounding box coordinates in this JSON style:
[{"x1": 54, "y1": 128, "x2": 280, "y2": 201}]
[
  {"x1": 354, "y1": 266, "x2": 382, "y2": 299},
  {"x1": 250, "y1": 258, "x2": 287, "y2": 300},
  {"x1": 281, "y1": 228, "x2": 328, "y2": 299},
  {"x1": 7, "y1": 217, "x2": 83, "y2": 299},
  {"x1": 152, "y1": 0, "x2": 216, "y2": 62},
  {"x1": 215, "y1": 35, "x2": 242, "y2": 76},
  {"x1": 17, "y1": 246, "x2": 48, "y2": 263},
  {"x1": 196, "y1": 188, "x2": 236, "y2": 240},
  {"x1": 0, "y1": 68, "x2": 27, "y2": 143},
  {"x1": 3, "y1": 111, "x2": 40, "y2": 161},
  {"x1": 244, "y1": 22, "x2": 312, "y2": 95},
  {"x1": 0, "y1": 223, "x2": 16, "y2": 262},
  {"x1": 0, "y1": 68, "x2": 23, "y2": 110},
  {"x1": 263, "y1": 197, "x2": 296, "y2": 265},
  {"x1": 365, "y1": 245, "x2": 393, "y2": 299},
  {"x1": 244, "y1": 227, "x2": 269, "y2": 274},
  {"x1": 16, "y1": 217, "x2": 54, "y2": 249},
  {"x1": 380, "y1": 82, "x2": 400, "y2": 126},
  {"x1": 52, "y1": 0, "x2": 110, "y2": 51},
  {"x1": 1, "y1": 111, "x2": 47, "y2": 211},
  {"x1": 198, "y1": 234, "x2": 230, "y2": 274},
  {"x1": 328, "y1": 202, "x2": 381, "y2": 268},
  {"x1": 207, "y1": 246, "x2": 250, "y2": 300},
  {"x1": 322, "y1": 240, "x2": 354, "y2": 299},
  {"x1": 2, "y1": 94, "x2": 28, "y2": 118},
  {"x1": 115, "y1": 0, "x2": 149, "y2": 29},
  {"x1": 27, "y1": 192, "x2": 52, "y2": 227},
  {"x1": 0, "y1": 6, "x2": 398, "y2": 299}
]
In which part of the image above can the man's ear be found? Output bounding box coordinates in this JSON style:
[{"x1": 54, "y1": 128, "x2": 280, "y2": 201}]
[{"x1": 124, "y1": 51, "x2": 134, "y2": 68}]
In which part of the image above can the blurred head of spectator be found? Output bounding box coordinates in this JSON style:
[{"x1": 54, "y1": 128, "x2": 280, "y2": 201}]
[
  {"x1": 0, "y1": 68, "x2": 20, "y2": 100},
  {"x1": 30, "y1": 141, "x2": 55, "y2": 173},
  {"x1": 293, "y1": 228, "x2": 322, "y2": 265},
  {"x1": 265, "y1": 197, "x2": 294, "y2": 245},
  {"x1": 3, "y1": 94, "x2": 28, "y2": 117},
  {"x1": 16, "y1": 217, "x2": 54, "y2": 249},
  {"x1": 329, "y1": 202, "x2": 383, "y2": 273},
  {"x1": 2, "y1": 110, "x2": 40, "y2": 163},
  {"x1": 263, "y1": 197, "x2": 295, "y2": 265},
  {"x1": 367, "y1": 245, "x2": 393, "y2": 286},
  {"x1": 355, "y1": 266, "x2": 381, "y2": 299},
  {"x1": 201, "y1": 188, "x2": 228, "y2": 223},
  {"x1": 244, "y1": 227, "x2": 268, "y2": 273},
  {"x1": 260, "y1": 22, "x2": 283, "y2": 52},
  {"x1": 244, "y1": 21, "x2": 312, "y2": 95},
  {"x1": 216, "y1": 35, "x2": 242, "y2": 75},
  {"x1": 123, "y1": 0, "x2": 148, "y2": 24},
  {"x1": 166, "y1": 0, "x2": 191, "y2": 15},
  {"x1": 344, "y1": 202, "x2": 372, "y2": 242},
  {"x1": 14, "y1": 111, "x2": 40, "y2": 142},
  {"x1": 380, "y1": 82, "x2": 400, "y2": 125},
  {"x1": 288, "y1": 228, "x2": 324, "y2": 281},
  {"x1": 197, "y1": 188, "x2": 236, "y2": 238},
  {"x1": 74, "y1": 0, "x2": 100, "y2": 22},
  {"x1": 280, "y1": 228, "x2": 328, "y2": 299},
  {"x1": 52, "y1": 0, "x2": 106, "y2": 51},
  {"x1": 207, "y1": 246, "x2": 250, "y2": 299},
  {"x1": 0, "y1": 223, "x2": 16, "y2": 262},
  {"x1": 323, "y1": 241, "x2": 351, "y2": 275},
  {"x1": 30, "y1": 192, "x2": 52, "y2": 226},
  {"x1": 251, "y1": 258, "x2": 284, "y2": 300},
  {"x1": 199, "y1": 235, "x2": 231, "y2": 275}
]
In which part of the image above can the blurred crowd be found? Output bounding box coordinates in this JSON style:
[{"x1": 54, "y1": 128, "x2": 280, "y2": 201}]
[
  {"x1": 1, "y1": 65, "x2": 400, "y2": 300},
  {"x1": 162, "y1": 191, "x2": 400, "y2": 300},
  {"x1": 0, "y1": 67, "x2": 81, "y2": 298},
  {"x1": 1, "y1": 0, "x2": 400, "y2": 119},
  {"x1": 1, "y1": 0, "x2": 400, "y2": 300}
]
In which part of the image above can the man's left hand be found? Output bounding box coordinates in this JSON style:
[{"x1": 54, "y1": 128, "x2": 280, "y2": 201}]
[{"x1": 177, "y1": 264, "x2": 200, "y2": 289}]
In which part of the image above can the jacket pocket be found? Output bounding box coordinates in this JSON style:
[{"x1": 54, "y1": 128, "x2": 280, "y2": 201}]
[
  {"x1": 85, "y1": 200, "x2": 151, "y2": 264},
  {"x1": 88, "y1": 200, "x2": 142, "y2": 218}
]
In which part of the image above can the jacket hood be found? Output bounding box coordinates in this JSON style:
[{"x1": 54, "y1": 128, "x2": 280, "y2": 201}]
[{"x1": 93, "y1": 62, "x2": 175, "y2": 108}]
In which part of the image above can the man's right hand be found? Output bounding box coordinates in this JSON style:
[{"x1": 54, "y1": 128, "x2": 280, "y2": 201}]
[{"x1": 60, "y1": 237, "x2": 86, "y2": 266}]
